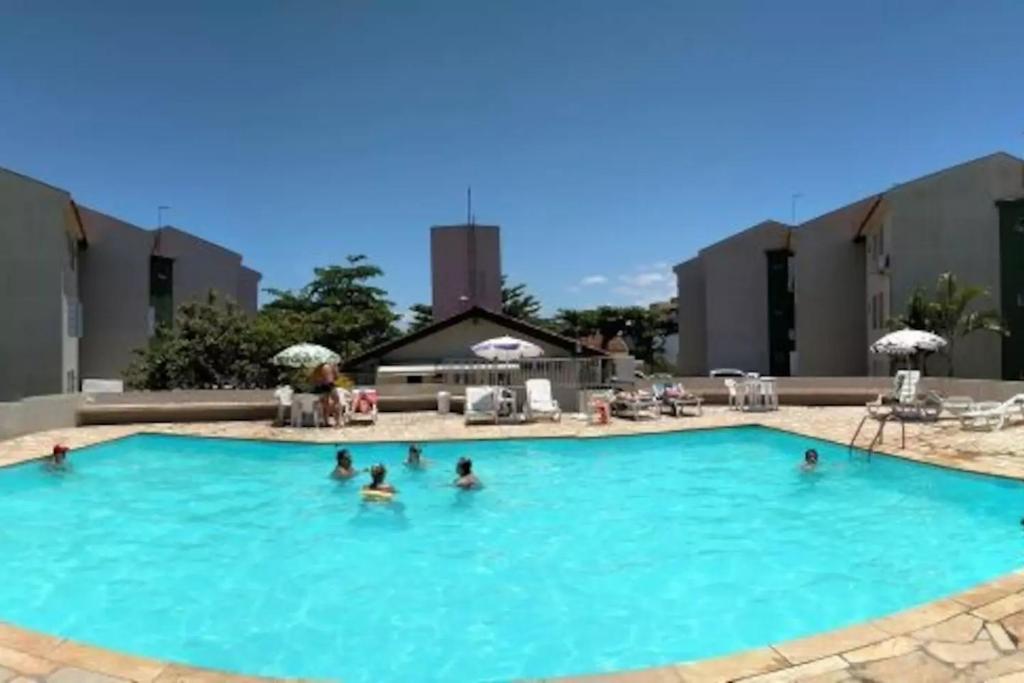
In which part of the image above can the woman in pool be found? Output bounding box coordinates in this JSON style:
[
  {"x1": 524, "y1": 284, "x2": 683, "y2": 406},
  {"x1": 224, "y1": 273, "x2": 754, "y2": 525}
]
[
  {"x1": 405, "y1": 443, "x2": 428, "y2": 469},
  {"x1": 801, "y1": 449, "x2": 819, "y2": 472},
  {"x1": 363, "y1": 464, "x2": 396, "y2": 494},
  {"x1": 331, "y1": 449, "x2": 357, "y2": 480},
  {"x1": 454, "y1": 457, "x2": 482, "y2": 490}
]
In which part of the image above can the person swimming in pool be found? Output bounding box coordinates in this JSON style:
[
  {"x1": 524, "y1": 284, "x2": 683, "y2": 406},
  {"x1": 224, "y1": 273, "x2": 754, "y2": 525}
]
[
  {"x1": 45, "y1": 444, "x2": 71, "y2": 472},
  {"x1": 801, "y1": 449, "x2": 819, "y2": 472},
  {"x1": 331, "y1": 449, "x2": 357, "y2": 480},
  {"x1": 453, "y1": 457, "x2": 482, "y2": 490},
  {"x1": 363, "y1": 463, "x2": 396, "y2": 494},
  {"x1": 405, "y1": 443, "x2": 428, "y2": 469}
]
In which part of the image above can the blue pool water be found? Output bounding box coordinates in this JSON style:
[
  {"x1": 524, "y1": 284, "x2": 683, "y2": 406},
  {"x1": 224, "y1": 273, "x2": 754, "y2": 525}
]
[{"x1": 0, "y1": 427, "x2": 1022, "y2": 681}]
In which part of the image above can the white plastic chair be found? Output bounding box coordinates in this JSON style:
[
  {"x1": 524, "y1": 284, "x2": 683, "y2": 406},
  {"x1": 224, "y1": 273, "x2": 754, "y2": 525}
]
[
  {"x1": 525, "y1": 379, "x2": 561, "y2": 422},
  {"x1": 274, "y1": 386, "x2": 294, "y2": 426},
  {"x1": 292, "y1": 393, "x2": 323, "y2": 428},
  {"x1": 760, "y1": 377, "x2": 779, "y2": 411},
  {"x1": 724, "y1": 379, "x2": 740, "y2": 410}
]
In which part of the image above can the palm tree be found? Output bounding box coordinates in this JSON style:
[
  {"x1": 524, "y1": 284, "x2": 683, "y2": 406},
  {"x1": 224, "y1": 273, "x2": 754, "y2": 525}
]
[
  {"x1": 890, "y1": 273, "x2": 1007, "y2": 376},
  {"x1": 928, "y1": 273, "x2": 1006, "y2": 376}
]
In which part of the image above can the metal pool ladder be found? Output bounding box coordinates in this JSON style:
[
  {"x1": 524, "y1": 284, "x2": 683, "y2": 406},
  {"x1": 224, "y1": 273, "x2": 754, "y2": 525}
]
[{"x1": 849, "y1": 413, "x2": 905, "y2": 459}]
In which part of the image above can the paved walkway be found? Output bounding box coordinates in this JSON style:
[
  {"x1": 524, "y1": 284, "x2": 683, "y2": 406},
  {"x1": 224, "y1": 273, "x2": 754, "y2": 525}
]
[{"x1": 2, "y1": 407, "x2": 1024, "y2": 682}]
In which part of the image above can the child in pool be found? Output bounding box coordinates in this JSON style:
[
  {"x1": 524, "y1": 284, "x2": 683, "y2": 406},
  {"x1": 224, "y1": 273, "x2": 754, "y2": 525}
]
[{"x1": 801, "y1": 449, "x2": 819, "y2": 472}]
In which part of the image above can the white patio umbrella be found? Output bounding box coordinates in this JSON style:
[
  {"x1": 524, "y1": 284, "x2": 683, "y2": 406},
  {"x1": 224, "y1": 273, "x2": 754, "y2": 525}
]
[
  {"x1": 271, "y1": 343, "x2": 340, "y2": 368},
  {"x1": 471, "y1": 336, "x2": 544, "y2": 362},
  {"x1": 870, "y1": 329, "x2": 947, "y2": 357}
]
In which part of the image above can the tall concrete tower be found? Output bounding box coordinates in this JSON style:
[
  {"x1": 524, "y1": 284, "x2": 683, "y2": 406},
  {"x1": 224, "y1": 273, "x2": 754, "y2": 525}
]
[{"x1": 430, "y1": 224, "x2": 501, "y2": 321}]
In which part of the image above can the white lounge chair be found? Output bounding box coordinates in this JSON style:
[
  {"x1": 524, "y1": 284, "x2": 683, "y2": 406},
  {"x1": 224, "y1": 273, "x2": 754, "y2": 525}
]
[
  {"x1": 611, "y1": 390, "x2": 659, "y2": 420},
  {"x1": 465, "y1": 386, "x2": 498, "y2": 425},
  {"x1": 525, "y1": 379, "x2": 561, "y2": 422},
  {"x1": 959, "y1": 394, "x2": 1024, "y2": 431},
  {"x1": 654, "y1": 382, "x2": 703, "y2": 417},
  {"x1": 866, "y1": 370, "x2": 920, "y2": 417}
]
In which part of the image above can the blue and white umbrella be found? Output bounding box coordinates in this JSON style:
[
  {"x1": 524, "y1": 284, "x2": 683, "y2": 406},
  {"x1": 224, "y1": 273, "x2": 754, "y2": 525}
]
[{"x1": 471, "y1": 336, "x2": 544, "y2": 362}]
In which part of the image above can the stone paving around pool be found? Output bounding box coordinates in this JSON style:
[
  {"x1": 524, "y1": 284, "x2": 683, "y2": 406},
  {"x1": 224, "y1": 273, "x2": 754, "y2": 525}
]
[{"x1": 3, "y1": 406, "x2": 1024, "y2": 682}]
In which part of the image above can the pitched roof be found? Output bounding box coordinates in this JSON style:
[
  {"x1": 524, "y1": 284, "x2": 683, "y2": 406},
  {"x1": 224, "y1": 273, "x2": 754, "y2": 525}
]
[{"x1": 342, "y1": 306, "x2": 607, "y2": 369}]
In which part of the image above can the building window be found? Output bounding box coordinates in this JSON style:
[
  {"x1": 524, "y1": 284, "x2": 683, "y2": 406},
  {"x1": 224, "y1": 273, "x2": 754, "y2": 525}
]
[
  {"x1": 879, "y1": 291, "x2": 886, "y2": 327},
  {"x1": 66, "y1": 369, "x2": 76, "y2": 393},
  {"x1": 871, "y1": 294, "x2": 878, "y2": 330}
]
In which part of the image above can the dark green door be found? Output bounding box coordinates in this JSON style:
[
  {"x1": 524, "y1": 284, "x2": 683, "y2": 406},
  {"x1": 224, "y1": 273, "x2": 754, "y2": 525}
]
[
  {"x1": 999, "y1": 199, "x2": 1024, "y2": 380},
  {"x1": 766, "y1": 250, "x2": 794, "y2": 376}
]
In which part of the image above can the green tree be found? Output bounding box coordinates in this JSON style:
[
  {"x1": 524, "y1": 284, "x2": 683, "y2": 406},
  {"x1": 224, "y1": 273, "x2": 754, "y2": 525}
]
[
  {"x1": 406, "y1": 303, "x2": 435, "y2": 333},
  {"x1": 889, "y1": 272, "x2": 1007, "y2": 376},
  {"x1": 127, "y1": 255, "x2": 403, "y2": 389},
  {"x1": 406, "y1": 276, "x2": 543, "y2": 328},
  {"x1": 264, "y1": 254, "x2": 401, "y2": 360},
  {"x1": 550, "y1": 305, "x2": 675, "y2": 366},
  {"x1": 501, "y1": 276, "x2": 542, "y2": 321},
  {"x1": 124, "y1": 291, "x2": 290, "y2": 390}
]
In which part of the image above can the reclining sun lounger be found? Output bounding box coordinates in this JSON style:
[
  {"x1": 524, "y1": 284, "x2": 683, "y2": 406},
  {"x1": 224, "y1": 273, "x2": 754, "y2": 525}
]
[
  {"x1": 525, "y1": 379, "x2": 561, "y2": 422},
  {"x1": 465, "y1": 386, "x2": 498, "y2": 425},
  {"x1": 958, "y1": 394, "x2": 1024, "y2": 431}
]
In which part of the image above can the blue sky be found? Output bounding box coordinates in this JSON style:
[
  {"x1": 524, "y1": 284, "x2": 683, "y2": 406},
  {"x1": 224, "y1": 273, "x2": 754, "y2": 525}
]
[{"x1": 2, "y1": 1, "x2": 1023, "y2": 317}]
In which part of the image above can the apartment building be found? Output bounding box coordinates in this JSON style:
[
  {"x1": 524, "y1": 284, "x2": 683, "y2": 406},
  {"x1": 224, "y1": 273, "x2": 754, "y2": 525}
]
[
  {"x1": 78, "y1": 207, "x2": 260, "y2": 382},
  {"x1": 0, "y1": 166, "x2": 261, "y2": 401},
  {"x1": 675, "y1": 152, "x2": 1024, "y2": 380},
  {"x1": 0, "y1": 168, "x2": 86, "y2": 402}
]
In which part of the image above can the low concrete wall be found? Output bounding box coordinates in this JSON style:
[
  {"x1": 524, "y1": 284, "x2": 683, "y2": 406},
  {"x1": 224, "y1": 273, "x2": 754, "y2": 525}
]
[
  {"x1": 665, "y1": 377, "x2": 1024, "y2": 406},
  {"x1": 0, "y1": 394, "x2": 84, "y2": 441}
]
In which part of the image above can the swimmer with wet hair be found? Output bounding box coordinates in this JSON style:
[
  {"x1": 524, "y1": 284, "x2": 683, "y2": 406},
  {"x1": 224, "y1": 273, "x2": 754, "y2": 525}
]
[
  {"x1": 454, "y1": 457, "x2": 482, "y2": 490},
  {"x1": 405, "y1": 443, "x2": 428, "y2": 469},
  {"x1": 801, "y1": 449, "x2": 819, "y2": 472},
  {"x1": 364, "y1": 463, "x2": 396, "y2": 493},
  {"x1": 331, "y1": 449, "x2": 356, "y2": 480}
]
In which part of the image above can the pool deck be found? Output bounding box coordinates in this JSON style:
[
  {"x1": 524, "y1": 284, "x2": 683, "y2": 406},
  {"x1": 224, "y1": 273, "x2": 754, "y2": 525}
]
[{"x1": 3, "y1": 406, "x2": 1024, "y2": 682}]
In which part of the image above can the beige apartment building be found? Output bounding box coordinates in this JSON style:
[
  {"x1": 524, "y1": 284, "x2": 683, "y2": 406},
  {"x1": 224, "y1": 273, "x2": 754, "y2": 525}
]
[
  {"x1": 675, "y1": 152, "x2": 1024, "y2": 380},
  {"x1": 0, "y1": 166, "x2": 261, "y2": 401}
]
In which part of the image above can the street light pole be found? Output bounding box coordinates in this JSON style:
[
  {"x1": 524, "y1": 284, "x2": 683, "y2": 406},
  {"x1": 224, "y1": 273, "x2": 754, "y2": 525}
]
[{"x1": 157, "y1": 205, "x2": 171, "y2": 228}]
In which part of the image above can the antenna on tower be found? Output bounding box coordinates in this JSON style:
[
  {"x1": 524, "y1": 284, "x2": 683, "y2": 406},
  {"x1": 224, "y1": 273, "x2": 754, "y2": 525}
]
[{"x1": 466, "y1": 186, "x2": 474, "y2": 225}]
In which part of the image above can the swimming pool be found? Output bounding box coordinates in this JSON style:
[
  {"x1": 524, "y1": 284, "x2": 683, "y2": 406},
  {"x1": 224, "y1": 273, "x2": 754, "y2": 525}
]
[{"x1": 0, "y1": 427, "x2": 1021, "y2": 682}]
